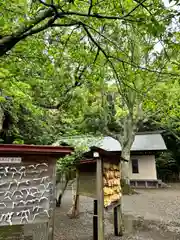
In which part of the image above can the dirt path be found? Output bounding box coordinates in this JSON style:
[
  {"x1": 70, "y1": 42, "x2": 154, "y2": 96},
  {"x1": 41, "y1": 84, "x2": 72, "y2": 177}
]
[{"x1": 54, "y1": 188, "x2": 180, "y2": 240}]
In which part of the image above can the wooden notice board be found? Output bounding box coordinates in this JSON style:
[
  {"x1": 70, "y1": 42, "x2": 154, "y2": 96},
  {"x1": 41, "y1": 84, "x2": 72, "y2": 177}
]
[
  {"x1": 78, "y1": 157, "x2": 122, "y2": 208},
  {"x1": 0, "y1": 144, "x2": 73, "y2": 240},
  {"x1": 78, "y1": 151, "x2": 123, "y2": 240}
]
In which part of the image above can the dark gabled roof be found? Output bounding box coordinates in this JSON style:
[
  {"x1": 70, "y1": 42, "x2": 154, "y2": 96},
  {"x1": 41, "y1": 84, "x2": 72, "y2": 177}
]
[{"x1": 53, "y1": 132, "x2": 167, "y2": 152}]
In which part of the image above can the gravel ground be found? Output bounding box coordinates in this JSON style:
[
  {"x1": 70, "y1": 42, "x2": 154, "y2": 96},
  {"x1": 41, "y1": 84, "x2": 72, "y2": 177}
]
[
  {"x1": 54, "y1": 187, "x2": 180, "y2": 240},
  {"x1": 122, "y1": 188, "x2": 180, "y2": 223}
]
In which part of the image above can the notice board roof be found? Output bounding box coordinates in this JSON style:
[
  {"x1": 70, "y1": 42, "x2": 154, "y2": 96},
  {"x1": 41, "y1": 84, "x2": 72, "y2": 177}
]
[{"x1": 0, "y1": 144, "x2": 73, "y2": 156}]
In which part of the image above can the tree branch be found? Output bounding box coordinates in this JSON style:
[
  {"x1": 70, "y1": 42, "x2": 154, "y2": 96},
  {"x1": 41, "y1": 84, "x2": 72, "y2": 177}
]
[
  {"x1": 110, "y1": 56, "x2": 180, "y2": 77},
  {"x1": 81, "y1": 23, "x2": 132, "y2": 95},
  {"x1": 55, "y1": 0, "x2": 147, "y2": 20},
  {"x1": 37, "y1": 64, "x2": 88, "y2": 109},
  {"x1": 51, "y1": 22, "x2": 81, "y2": 27},
  {"x1": 53, "y1": 24, "x2": 80, "y2": 63},
  {"x1": 22, "y1": 16, "x2": 57, "y2": 38},
  {"x1": 39, "y1": 0, "x2": 59, "y2": 15},
  {"x1": 78, "y1": 11, "x2": 179, "y2": 77},
  {"x1": 88, "y1": 0, "x2": 93, "y2": 15},
  {"x1": 0, "y1": 0, "x2": 148, "y2": 56},
  {"x1": 93, "y1": 48, "x2": 100, "y2": 63},
  {"x1": 103, "y1": 126, "x2": 119, "y2": 140},
  {"x1": 126, "y1": 0, "x2": 148, "y2": 16},
  {"x1": 0, "y1": 8, "x2": 54, "y2": 56},
  {"x1": 133, "y1": 0, "x2": 151, "y2": 15},
  {"x1": 85, "y1": 23, "x2": 129, "y2": 58},
  {"x1": 37, "y1": 82, "x2": 79, "y2": 109}
]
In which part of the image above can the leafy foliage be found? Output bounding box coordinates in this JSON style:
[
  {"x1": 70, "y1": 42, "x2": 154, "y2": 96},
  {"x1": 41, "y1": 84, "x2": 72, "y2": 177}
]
[
  {"x1": 55, "y1": 134, "x2": 103, "y2": 170},
  {"x1": 156, "y1": 151, "x2": 178, "y2": 182},
  {"x1": 0, "y1": 0, "x2": 179, "y2": 181}
]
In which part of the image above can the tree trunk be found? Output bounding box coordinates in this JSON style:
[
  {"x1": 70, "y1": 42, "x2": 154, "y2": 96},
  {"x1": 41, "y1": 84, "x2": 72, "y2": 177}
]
[
  {"x1": 118, "y1": 115, "x2": 136, "y2": 193},
  {"x1": 56, "y1": 178, "x2": 69, "y2": 207},
  {"x1": 121, "y1": 147, "x2": 131, "y2": 185},
  {"x1": 0, "y1": 107, "x2": 4, "y2": 132},
  {"x1": 178, "y1": 172, "x2": 180, "y2": 181},
  {"x1": 67, "y1": 168, "x2": 80, "y2": 218}
]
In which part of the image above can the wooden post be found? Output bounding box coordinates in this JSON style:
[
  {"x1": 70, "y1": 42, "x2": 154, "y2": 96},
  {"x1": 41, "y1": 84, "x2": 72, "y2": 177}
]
[
  {"x1": 96, "y1": 155, "x2": 104, "y2": 240},
  {"x1": 113, "y1": 161, "x2": 123, "y2": 236},
  {"x1": 114, "y1": 205, "x2": 118, "y2": 236},
  {"x1": 93, "y1": 200, "x2": 98, "y2": 240},
  {"x1": 48, "y1": 162, "x2": 57, "y2": 240},
  {"x1": 74, "y1": 167, "x2": 80, "y2": 215},
  {"x1": 113, "y1": 203, "x2": 123, "y2": 236}
]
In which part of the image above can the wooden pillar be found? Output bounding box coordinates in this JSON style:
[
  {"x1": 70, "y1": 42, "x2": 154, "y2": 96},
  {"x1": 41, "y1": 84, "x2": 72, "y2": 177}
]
[
  {"x1": 48, "y1": 162, "x2": 57, "y2": 240},
  {"x1": 75, "y1": 167, "x2": 80, "y2": 215},
  {"x1": 113, "y1": 203, "x2": 123, "y2": 236},
  {"x1": 96, "y1": 155, "x2": 104, "y2": 240},
  {"x1": 93, "y1": 200, "x2": 98, "y2": 240}
]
